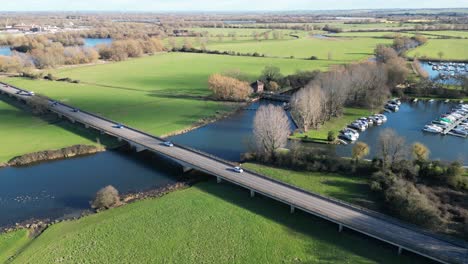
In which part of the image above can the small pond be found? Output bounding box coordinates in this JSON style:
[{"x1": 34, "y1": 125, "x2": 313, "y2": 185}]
[
  {"x1": 0, "y1": 46, "x2": 12, "y2": 56},
  {"x1": 84, "y1": 38, "x2": 113, "y2": 47}
]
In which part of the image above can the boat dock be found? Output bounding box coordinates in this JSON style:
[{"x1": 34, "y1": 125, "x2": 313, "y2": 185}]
[{"x1": 442, "y1": 112, "x2": 468, "y2": 136}]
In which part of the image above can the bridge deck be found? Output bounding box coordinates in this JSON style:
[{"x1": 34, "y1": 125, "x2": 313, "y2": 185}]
[{"x1": 0, "y1": 83, "x2": 466, "y2": 264}]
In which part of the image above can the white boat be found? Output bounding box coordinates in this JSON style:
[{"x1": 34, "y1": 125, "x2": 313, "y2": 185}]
[
  {"x1": 413, "y1": 98, "x2": 418, "y2": 103},
  {"x1": 375, "y1": 114, "x2": 387, "y2": 122},
  {"x1": 444, "y1": 99, "x2": 450, "y2": 103},
  {"x1": 428, "y1": 99, "x2": 435, "y2": 103},
  {"x1": 423, "y1": 125, "x2": 442, "y2": 133}
]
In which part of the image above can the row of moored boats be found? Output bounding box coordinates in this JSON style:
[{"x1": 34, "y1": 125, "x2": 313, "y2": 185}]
[
  {"x1": 339, "y1": 114, "x2": 388, "y2": 143},
  {"x1": 428, "y1": 62, "x2": 467, "y2": 80},
  {"x1": 423, "y1": 104, "x2": 468, "y2": 137}
]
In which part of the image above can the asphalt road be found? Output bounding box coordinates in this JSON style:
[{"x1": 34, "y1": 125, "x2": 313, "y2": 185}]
[{"x1": 1, "y1": 83, "x2": 466, "y2": 264}]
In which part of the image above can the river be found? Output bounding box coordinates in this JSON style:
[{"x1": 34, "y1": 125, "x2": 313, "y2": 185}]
[
  {"x1": 1, "y1": 100, "x2": 466, "y2": 228},
  {"x1": 0, "y1": 151, "x2": 178, "y2": 227}
]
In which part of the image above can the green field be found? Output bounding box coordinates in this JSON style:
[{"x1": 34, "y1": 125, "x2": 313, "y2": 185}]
[
  {"x1": 408, "y1": 39, "x2": 468, "y2": 60},
  {"x1": 329, "y1": 31, "x2": 417, "y2": 38},
  {"x1": 412, "y1": 30, "x2": 468, "y2": 39},
  {"x1": 206, "y1": 37, "x2": 391, "y2": 60},
  {"x1": 7, "y1": 182, "x2": 426, "y2": 264},
  {"x1": 0, "y1": 98, "x2": 105, "y2": 163},
  {"x1": 291, "y1": 107, "x2": 372, "y2": 143},
  {"x1": 244, "y1": 163, "x2": 379, "y2": 209},
  {"x1": 0, "y1": 229, "x2": 31, "y2": 263},
  {"x1": 187, "y1": 27, "x2": 306, "y2": 37},
  {"x1": 7, "y1": 53, "x2": 329, "y2": 135}
]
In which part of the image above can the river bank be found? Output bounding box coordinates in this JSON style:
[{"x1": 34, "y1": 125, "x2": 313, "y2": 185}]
[{"x1": 6, "y1": 144, "x2": 105, "y2": 167}]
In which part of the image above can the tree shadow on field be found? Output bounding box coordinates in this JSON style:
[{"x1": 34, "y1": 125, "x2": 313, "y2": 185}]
[
  {"x1": 0, "y1": 95, "x2": 120, "y2": 151},
  {"x1": 193, "y1": 180, "x2": 436, "y2": 264}
]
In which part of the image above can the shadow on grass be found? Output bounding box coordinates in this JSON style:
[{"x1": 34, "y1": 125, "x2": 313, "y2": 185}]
[{"x1": 194, "y1": 179, "x2": 436, "y2": 264}]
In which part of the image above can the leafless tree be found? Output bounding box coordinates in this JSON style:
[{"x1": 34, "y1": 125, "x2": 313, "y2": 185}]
[
  {"x1": 253, "y1": 104, "x2": 290, "y2": 161},
  {"x1": 378, "y1": 128, "x2": 408, "y2": 168},
  {"x1": 312, "y1": 67, "x2": 350, "y2": 120},
  {"x1": 290, "y1": 84, "x2": 324, "y2": 131}
]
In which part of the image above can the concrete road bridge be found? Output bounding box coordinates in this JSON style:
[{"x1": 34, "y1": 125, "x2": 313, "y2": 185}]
[{"x1": 1, "y1": 82, "x2": 466, "y2": 264}]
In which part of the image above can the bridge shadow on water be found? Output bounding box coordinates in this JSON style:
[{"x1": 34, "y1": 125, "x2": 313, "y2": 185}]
[{"x1": 192, "y1": 177, "x2": 437, "y2": 264}]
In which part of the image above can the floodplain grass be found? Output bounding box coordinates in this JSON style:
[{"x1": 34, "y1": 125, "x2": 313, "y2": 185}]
[
  {"x1": 291, "y1": 107, "x2": 372, "y2": 143},
  {"x1": 4, "y1": 53, "x2": 332, "y2": 136},
  {"x1": 0, "y1": 98, "x2": 107, "y2": 163},
  {"x1": 9, "y1": 182, "x2": 428, "y2": 264},
  {"x1": 0, "y1": 229, "x2": 30, "y2": 263},
  {"x1": 243, "y1": 163, "x2": 379, "y2": 209},
  {"x1": 407, "y1": 39, "x2": 468, "y2": 61},
  {"x1": 206, "y1": 37, "x2": 392, "y2": 60}
]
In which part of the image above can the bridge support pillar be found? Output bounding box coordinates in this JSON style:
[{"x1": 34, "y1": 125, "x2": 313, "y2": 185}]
[
  {"x1": 217, "y1": 177, "x2": 221, "y2": 183},
  {"x1": 85, "y1": 124, "x2": 89, "y2": 129},
  {"x1": 58, "y1": 114, "x2": 62, "y2": 119},
  {"x1": 117, "y1": 137, "x2": 122, "y2": 142},
  {"x1": 70, "y1": 119, "x2": 75, "y2": 124},
  {"x1": 100, "y1": 130, "x2": 105, "y2": 135},
  {"x1": 250, "y1": 189, "x2": 255, "y2": 198},
  {"x1": 338, "y1": 224, "x2": 343, "y2": 232},
  {"x1": 290, "y1": 205, "x2": 295, "y2": 214},
  {"x1": 397, "y1": 247, "x2": 402, "y2": 255}
]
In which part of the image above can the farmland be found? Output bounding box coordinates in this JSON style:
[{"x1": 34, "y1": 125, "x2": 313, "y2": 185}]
[
  {"x1": 407, "y1": 39, "x2": 468, "y2": 60},
  {"x1": 0, "y1": 97, "x2": 105, "y2": 163},
  {"x1": 206, "y1": 37, "x2": 392, "y2": 60},
  {"x1": 0, "y1": 229, "x2": 30, "y2": 263},
  {"x1": 7, "y1": 182, "x2": 427, "y2": 264}
]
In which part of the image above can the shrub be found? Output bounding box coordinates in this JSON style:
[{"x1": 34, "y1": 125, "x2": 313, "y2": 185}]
[
  {"x1": 327, "y1": 131, "x2": 336, "y2": 142},
  {"x1": 309, "y1": 56, "x2": 318, "y2": 60},
  {"x1": 92, "y1": 185, "x2": 120, "y2": 210},
  {"x1": 208, "y1": 74, "x2": 252, "y2": 101}
]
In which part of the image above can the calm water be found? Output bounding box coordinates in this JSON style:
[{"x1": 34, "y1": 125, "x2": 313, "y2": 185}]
[
  {"x1": 84, "y1": 38, "x2": 113, "y2": 47},
  {"x1": 0, "y1": 46, "x2": 12, "y2": 56},
  {"x1": 332, "y1": 101, "x2": 467, "y2": 162},
  {"x1": 172, "y1": 100, "x2": 467, "y2": 164},
  {"x1": 0, "y1": 151, "x2": 178, "y2": 227},
  {"x1": 169, "y1": 100, "x2": 296, "y2": 161},
  {"x1": 419, "y1": 61, "x2": 466, "y2": 84}
]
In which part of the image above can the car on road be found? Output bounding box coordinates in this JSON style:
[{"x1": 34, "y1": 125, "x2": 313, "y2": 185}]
[
  {"x1": 71, "y1": 108, "x2": 80, "y2": 113},
  {"x1": 114, "y1": 123, "x2": 124, "y2": 129},
  {"x1": 50, "y1": 101, "x2": 58, "y2": 107},
  {"x1": 233, "y1": 166, "x2": 243, "y2": 173},
  {"x1": 163, "y1": 141, "x2": 174, "y2": 147},
  {"x1": 27, "y1": 91, "x2": 35, "y2": 96},
  {"x1": 15, "y1": 90, "x2": 22, "y2": 95}
]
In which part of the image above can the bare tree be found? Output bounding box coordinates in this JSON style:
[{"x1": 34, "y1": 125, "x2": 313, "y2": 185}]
[
  {"x1": 91, "y1": 185, "x2": 120, "y2": 210},
  {"x1": 412, "y1": 142, "x2": 430, "y2": 161},
  {"x1": 290, "y1": 84, "x2": 324, "y2": 131},
  {"x1": 312, "y1": 67, "x2": 350, "y2": 120},
  {"x1": 253, "y1": 104, "x2": 290, "y2": 161},
  {"x1": 378, "y1": 129, "x2": 408, "y2": 168},
  {"x1": 208, "y1": 74, "x2": 252, "y2": 101}
]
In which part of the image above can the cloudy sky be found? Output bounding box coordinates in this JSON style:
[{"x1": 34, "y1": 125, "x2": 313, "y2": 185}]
[{"x1": 1, "y1": 0, "x2": 467, "y2": 11}]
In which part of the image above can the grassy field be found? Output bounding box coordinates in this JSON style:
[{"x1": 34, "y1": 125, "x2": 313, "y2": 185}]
[
  {"x1": 6, "y1": 53, "x2": 329, "y2": 135},
  {"x1": 0, "y1": 98, "x2": 107, "y2": 163},
  {"x1": 291, "y1": 107, "x2": 372, "y2": 143},
  {"x1": 413, "y1": 30, "x2": 468, "y2": 39},
  {"x1": 329, "y1": 31, "x2": 417, "y2": 38},
  {"x1": 206, "y1": 37, "x2": 392, "y2": 60},
  {"x1": 8, "y1": 182, "x2": 427, "y2": 264},
  {"x1": 244, "y1": 163, "x2": 379, "y2": 209},
  {"x1": 0, "y1": 229, "x2": 31, "y2": 263},
  {"x1": 187, "y1": 27, "x2": 306, "y2": 37},
  {"x1": 407, "y1": 39, "x2": 468, "y2": 60}
]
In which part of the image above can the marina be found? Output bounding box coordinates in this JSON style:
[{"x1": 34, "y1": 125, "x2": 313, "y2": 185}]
[{"x1": 423, "y1": 103, "x2": 468, "y2": 138}]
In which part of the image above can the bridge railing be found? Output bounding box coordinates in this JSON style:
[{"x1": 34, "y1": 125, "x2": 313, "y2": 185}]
[{"x1": 1, "y1": 81, "x2": 466, "y2": 250}]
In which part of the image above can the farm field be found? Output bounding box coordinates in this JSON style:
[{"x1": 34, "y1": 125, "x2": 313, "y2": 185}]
[
  {"x1": 412, "y1": 30, "x2": 468, "y2": 39},
  {"x1": 206, "y1": 37, "x2": 392, "y2": 60},
  {"x1": 0, "y1": 98, "x2": 106, "y2": 163},
  {"x1": 8, "y1": 181, "x2": 427, "y2": 264},
  {"x1": 3, "y1": 53, "x2": 330, "y2": 139},
  {"x1": 186, "y1": 27, "x2": 308, "y2": 38},
  {"x1": 328, "y1": 31, "x2": 417, "y2": 38},
  {"x1": 291, "y1": 108, "x2": 372, "y2": 143},
  {"x1": 0, "y1": 229, "x2": 31, "y2": 263},
  {"x1": 407, "y1": 39, "x2": 468, "y2": 60}
]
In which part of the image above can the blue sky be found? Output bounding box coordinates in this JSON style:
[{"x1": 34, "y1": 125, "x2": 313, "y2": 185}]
[{"x1": 1, "y1": 0, "x2": 467, "y2": 11}]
